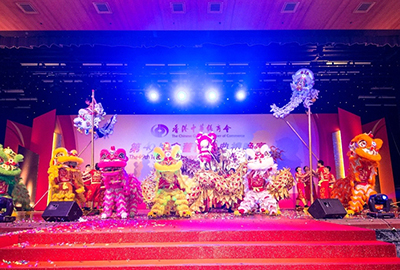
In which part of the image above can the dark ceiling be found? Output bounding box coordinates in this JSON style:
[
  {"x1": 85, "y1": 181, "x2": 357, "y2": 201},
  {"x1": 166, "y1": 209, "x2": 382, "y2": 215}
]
[{"x1": 1, "y1": 40, "x2": 399, "y2": 122}]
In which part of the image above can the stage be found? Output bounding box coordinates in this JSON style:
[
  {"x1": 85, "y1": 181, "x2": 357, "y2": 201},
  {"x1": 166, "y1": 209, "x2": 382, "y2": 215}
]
[{"x1": 1, "y1": 210, "x2": 400, "y2": 269}]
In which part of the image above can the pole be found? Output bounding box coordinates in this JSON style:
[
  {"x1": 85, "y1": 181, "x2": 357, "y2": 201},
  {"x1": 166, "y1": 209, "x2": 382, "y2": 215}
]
[
  {"x1": 91, "y1": 89, "x2": 95, "y2": 169},
  {"x1": 78, "y1": 140, "x2": 92, "y2": 157},
  {"x1": 308, "y1": 107, "x2": 314, "y2": 204},
  {"x1": 285, "y1": 120, "x2": 319, "y2": 161}
]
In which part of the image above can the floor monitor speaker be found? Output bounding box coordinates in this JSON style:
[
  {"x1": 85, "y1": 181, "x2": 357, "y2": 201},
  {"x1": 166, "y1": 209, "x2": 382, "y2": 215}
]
[
  {"x1": 308, "y1": 198, "x2": 347, "y2": 219},
  {"x1": 42, "y1": 201, "x2": 82, "y2": 222}
]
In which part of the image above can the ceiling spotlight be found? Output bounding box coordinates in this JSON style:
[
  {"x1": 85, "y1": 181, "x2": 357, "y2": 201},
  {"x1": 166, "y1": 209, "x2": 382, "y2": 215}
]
[
  {"x1": 205, "y1": 88, "x2": 219, "y2": 103},
  {"x1": 235, "y1": 89, "x2": 246, "y2": 101},
  {"x1": 148, "y1": 90, "x2": 159, "y2": 102},
  {"x1": 175, "y1": 87, "x2": 189, "y2": 103}
]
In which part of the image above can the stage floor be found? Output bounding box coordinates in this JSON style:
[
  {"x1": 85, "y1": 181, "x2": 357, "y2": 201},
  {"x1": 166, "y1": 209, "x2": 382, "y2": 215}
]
[{"x1": 1, "y1": 209, "x2": 400, "y2": 269}]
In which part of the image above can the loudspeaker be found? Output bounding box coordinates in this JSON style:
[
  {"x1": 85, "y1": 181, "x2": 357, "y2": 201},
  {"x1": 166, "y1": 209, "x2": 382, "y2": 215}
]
[
  {"x1": 42, "y1": 201, "x2": 83, "y2": 222},
  {"x1": 308, "y1": 198, "x2": 346, "y2": 219}
]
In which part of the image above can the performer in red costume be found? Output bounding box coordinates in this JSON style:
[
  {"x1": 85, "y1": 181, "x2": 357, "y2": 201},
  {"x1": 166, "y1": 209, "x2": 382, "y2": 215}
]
[
  {"x1": 82, "y1": 165, "x2": 92, "y2": 190},
  {"x1": 82, "y1": 164, "x2": 92, "y2": 210},
  {"x1": 294, "y1": 166, "x2": 307, "y2": 208},
  {"x1": 86, "y1": 163, "x2": 103, "y2": 214},
  {"x1": 326, "y1": 166, "x2": 336, "y2": 195},
  {"x1": 315, "y1": 160, "x2": 330, "y2": 199},
  {"x1": 302, "y1": 166, "x2": 316, "y2": 206}
]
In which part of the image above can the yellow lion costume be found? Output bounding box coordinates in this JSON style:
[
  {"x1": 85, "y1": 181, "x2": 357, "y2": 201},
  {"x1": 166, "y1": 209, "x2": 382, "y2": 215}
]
[
  {"x1": 331, "y1": 133, "x2": 383, "y2": 214},
  {"x1": 48, "y1": 148, "x2": 86, "y2": 204},
  {"x1": 143, "y1": 143, "x2": 193, "y2": 218}
]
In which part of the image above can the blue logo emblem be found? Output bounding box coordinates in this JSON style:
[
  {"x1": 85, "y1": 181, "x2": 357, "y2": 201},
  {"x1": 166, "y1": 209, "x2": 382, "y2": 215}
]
[{"x1": 151, "y1": 124, "x2": 169, "y2": 137}]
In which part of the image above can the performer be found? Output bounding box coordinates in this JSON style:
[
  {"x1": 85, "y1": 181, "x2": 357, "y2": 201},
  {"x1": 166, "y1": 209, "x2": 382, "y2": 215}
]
[
  {"x1": 82, "y1": 164, "x2": 92, "y2": 210},
  {"x1": 315, "y1": 160, "x2": 330, "y2": 199},
  {"x1": 98, "y1": 146, "x2": 142, "y2": 219},
  {"x1": 48, "y1": 148, "x2": 85, "y2": 204},
  {"x1": 235, "y1": 143, "x2": 293, "y2": 216},
  {"x1": 302, "y1": 166, "x2": 316, "y2": 206},
  {"x1": 331, "y1": 133, "x2": 383, "y2": 214},
  {"x1": 196, "y1": 132, "x2": 218, "y2": 171},
  {"x1": 147, "y1": 143, "x2": 192, "y2": 218},
  {"x1": 0, "y1": 145, "x2": 24, "y2": 222},
  {"x1": 326, "y1": 166, "x2": 336, "y2": 195},
  {"x1": 86, "y1": 163, "x2": 103, "y2": 215},
  {"x1": 294, "y1": 166, "x2": 307, "y2": 208}
]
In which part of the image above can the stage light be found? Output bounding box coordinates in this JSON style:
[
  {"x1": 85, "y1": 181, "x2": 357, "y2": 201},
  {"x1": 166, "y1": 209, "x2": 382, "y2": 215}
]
[
  {"x1": 147, "y1": 90, "x2": 160, "y2": 102},
  {"x1": 205, "y1": 88, "x2": 219, "y2": 103},
  {"x1": 235, "y1": 90, "x2": 246, "y2": 101},
  {"x1": 174, "y1": 87, "x2": 189, "y2": 103},
  {"x1": 367, "y1": 193, "x2": 394, "y2": 218},
  {"x1": 145, "y1": 84, "x2": 161, "y2": 102}
]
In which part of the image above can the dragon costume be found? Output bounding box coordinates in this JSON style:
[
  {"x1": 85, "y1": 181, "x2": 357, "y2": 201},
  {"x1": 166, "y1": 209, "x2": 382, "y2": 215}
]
[
  {"x1": 48, "y1": 148, "x2": 85, "y2": 204},
  {"x1": 270, "y1": 68, "x2": 319, "y2": 119},
  {"x1": 0, "y1": 145, "x2": 24, "y2": 222},
  {"x1": 187, "y1": 147, "x2": 247, "y2": 212},
  {"x1": 331, "y1": 133, "x2": 383, "y2": 214},
  {"x1": 235, "y1": 143, "x2": 294, "y2": 216},
  {"x1": 98, "y1": 146, "x2": 142, "y2": 219},
  {"x1": 187, "y1": 134, "x2": 246, "y2": 212},
  {"x1": 143, "y1": 142, "x2": 192, "y2": 218}
]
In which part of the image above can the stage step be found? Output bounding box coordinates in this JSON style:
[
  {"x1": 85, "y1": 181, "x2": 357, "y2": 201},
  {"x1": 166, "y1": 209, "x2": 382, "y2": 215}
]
[
  {"x1": 12, "y1": 228, "x2": 378, "y2": 244},
  {"x1": 1, "y1": 217, "x2": 400, "y2": 269},
  {"x1": 1, "y1": 258, "x2": 400, "y2": 270},
  {"x1": 1, "y1": 241, "x2": 397, "y2": 261}
]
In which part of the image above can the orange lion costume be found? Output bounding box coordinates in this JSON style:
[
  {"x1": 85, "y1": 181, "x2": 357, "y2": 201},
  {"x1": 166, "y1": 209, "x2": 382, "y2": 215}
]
[{"x1": 331, "y1": 133, "x2": 383, "y2": 214}]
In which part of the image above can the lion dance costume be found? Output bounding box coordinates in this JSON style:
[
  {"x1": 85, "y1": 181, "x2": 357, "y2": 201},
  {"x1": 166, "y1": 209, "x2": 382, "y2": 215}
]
[
  {"x1": 186, "y1": 163, "x2": 247, "y2": 212},
  {"x1": 331, "y1": 133, "x2": 383, "y2": 214},
  {"x1": 48, "y1": 148, "x2": 85, "y2": 204},
  {"x1": 0, "y1": 145, "x2": 24, "y2": 222},
  {"x1": 98, "y1": 146, "x2": 142, "y2": 219},
  {"x1": 235, "y1": 143, "x2": 294, "y2": 215},
  {"x1": 144, "y1": 143, "x2": 192, "y2": 218},
  {"x1": 196, "y1": 132, "x2": 218, "y2": 171},
  {"x1": 185, "y1": 134, "x2": 246, "y2": 212}
]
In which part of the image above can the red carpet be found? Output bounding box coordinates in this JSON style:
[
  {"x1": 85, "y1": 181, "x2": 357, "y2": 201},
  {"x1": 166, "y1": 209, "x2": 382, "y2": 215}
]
[{"x1": 1, "y1": 214, "x2": 400, "y2": 269}]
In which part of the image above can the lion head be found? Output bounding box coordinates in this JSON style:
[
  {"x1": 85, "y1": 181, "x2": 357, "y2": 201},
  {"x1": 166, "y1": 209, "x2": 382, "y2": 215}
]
[
  {"x1": 98, "y1": 146, "x2": 128, "y2": 177},
  {"x1": 50, "y1": 147, "x2": 83, "y2": 168},
  {"x1": 153, "y1": 142, "x2": 182, "y2": 172},
  {"x1": 349, "y1": 133, "x2": 383, "y2": 162},
  {"x1": 0, "y1": 145, "x2": 24, "y2": 177},
  {"x1": 246, "y1": 142, "x2": 276, "y2": 172}
]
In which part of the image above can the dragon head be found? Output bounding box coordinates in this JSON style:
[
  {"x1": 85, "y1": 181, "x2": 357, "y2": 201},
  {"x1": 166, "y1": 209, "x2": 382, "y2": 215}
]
[
  {"x1": 349, "y1": 133, "x2": 383, "y2": 162},
  {"x1": 153, "y1": 142, "x2": 182, "y2": 172},
  {"x1": 291, "y1": 68, "x2": 315, "y2": 92},
  {"x1": 0, "y1": 145, "x2": 24, "y2": 177},
  {"x1": 98, "y1": 146, "x2": 128, "y2": 176},
  {"x1": 246, "y1": 142, "x2": 276, "y2": 171},
  {"x1": 51, "y1": 147, "x2": 83, "y2": 168}
]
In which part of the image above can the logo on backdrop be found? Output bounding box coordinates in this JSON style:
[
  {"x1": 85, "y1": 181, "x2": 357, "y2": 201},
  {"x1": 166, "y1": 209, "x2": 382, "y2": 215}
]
[{"x1": 151, "y1": 124, "x2": 169, "y2": 137}]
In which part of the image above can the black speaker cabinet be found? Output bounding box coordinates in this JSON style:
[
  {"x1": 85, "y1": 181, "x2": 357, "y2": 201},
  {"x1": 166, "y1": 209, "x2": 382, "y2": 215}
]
[
  {"x1": 42, "y1": 201, "x2": 83, "y2": 222},
  {"x1": 308, "y1": 199, "x2": 347, "y2": 219}
]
